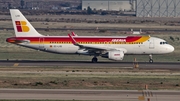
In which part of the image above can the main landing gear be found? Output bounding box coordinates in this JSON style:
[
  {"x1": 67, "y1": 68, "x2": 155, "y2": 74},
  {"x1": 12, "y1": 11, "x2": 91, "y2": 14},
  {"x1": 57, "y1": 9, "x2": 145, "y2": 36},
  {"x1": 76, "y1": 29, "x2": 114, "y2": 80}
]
[
  {"x1": 149, "y1": 54, "x2": 153, "y2": 63},
  {"x1": 92, "y1": 56, "x2": 98, "y2": 63}
]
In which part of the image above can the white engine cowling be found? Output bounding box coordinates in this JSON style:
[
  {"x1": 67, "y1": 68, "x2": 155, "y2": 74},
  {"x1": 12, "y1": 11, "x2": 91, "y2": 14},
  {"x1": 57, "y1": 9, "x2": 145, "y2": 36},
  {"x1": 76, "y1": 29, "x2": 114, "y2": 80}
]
[
  {"x1": 76, "y1": 49, "x2": 89, "y2": 55},
  {"x1": 108, "y1": 50, "x2": 124, "y2": 61}
]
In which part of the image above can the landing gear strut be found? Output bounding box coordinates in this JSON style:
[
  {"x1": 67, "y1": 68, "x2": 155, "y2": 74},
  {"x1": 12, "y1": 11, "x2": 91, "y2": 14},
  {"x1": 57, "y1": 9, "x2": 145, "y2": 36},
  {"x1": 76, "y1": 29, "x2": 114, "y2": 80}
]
[
  {"x1": 92, "y1": 57, "x2": 98, "y2": 63},
  {"x1": 149, "y1": 54, "x2": 153, "y2": 63}
]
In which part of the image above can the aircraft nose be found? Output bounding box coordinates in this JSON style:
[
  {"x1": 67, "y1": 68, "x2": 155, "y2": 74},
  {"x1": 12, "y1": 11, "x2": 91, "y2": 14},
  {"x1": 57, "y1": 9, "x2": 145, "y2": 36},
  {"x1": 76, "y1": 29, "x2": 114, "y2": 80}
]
[{"x1": 168, "y1": 45, "x2": 174, "y2": 53}]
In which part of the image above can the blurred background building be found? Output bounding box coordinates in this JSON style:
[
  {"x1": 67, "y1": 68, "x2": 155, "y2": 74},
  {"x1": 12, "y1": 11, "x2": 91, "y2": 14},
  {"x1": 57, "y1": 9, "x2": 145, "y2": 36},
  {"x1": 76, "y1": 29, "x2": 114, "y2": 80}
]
[
  {"x1": 0, "y1": 0, "x2": 80, "y2": 10},
  {"x1": 1, "y1": 0, "x2": 180, "y2": 17},
  {"x1": 82, "y1": 0, "x2": 135, "y2": 11}
]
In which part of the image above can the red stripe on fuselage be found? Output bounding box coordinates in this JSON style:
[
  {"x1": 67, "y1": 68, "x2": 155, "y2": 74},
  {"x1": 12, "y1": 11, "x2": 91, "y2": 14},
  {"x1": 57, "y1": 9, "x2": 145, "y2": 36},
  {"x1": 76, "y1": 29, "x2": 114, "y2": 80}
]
[
  {"x1": 126, "y1": 36, "x2": 141, "y2": 42},
  {"x1": 7, "y1": 36, "x2": 142, "y2": 43}
]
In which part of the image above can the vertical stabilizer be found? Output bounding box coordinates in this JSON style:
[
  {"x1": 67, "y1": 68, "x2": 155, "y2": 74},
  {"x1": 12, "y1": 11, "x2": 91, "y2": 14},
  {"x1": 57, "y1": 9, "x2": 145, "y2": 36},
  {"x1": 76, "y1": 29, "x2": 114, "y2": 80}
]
[{"x1": 10, "y1": 9, "x2": 43, "y2": 37}]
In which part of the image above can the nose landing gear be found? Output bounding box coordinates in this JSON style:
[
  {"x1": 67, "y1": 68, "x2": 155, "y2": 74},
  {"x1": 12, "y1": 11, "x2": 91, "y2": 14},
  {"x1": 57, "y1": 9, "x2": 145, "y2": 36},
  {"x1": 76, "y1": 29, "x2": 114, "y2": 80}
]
[{"x1": 149, "y1": 54, "x2": 153, "y2": 63}]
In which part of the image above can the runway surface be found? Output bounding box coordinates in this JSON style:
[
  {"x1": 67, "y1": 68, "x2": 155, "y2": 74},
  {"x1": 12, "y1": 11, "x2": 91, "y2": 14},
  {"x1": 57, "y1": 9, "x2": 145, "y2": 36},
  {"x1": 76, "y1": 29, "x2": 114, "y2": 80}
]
[
  {"x1": 0, "y1": 61, "x2": 180, "y2": 101},
  {"x1": 0, "y1": 60, "x2": 180, "y2": 69},
  {"x1": 0, "y1": 89, "x2": 180, "y2": 101}
]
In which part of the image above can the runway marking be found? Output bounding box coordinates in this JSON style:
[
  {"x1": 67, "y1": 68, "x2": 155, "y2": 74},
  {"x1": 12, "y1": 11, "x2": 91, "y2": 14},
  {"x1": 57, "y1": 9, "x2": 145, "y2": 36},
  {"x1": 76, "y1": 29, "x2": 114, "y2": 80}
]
[
  {"x1": 150, "y1": 91, "x2": 153, "y2": 97},
  {"x1": 138, "y1": 96, "x2": 145, "y2": 100},
  {"x1": 13, "y1": 63, "x2": 19, "y2": 67},
  {"x1": 121, "y1": 67, "x2": 133, "y2": 69}
]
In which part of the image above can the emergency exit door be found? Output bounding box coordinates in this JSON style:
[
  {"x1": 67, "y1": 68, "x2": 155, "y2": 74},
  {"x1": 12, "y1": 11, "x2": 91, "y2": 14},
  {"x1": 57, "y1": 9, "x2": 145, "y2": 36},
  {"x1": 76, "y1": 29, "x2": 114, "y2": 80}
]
[{"x1": 39, "y1": 38, "x2": 44, "y2": 50}]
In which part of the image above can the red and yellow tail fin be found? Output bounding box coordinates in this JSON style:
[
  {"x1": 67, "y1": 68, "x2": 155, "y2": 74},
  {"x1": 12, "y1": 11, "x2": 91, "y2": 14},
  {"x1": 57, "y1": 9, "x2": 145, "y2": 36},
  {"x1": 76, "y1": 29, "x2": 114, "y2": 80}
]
[{"x1": 10, "y1": 9, "x2": 43, "y2": 37}]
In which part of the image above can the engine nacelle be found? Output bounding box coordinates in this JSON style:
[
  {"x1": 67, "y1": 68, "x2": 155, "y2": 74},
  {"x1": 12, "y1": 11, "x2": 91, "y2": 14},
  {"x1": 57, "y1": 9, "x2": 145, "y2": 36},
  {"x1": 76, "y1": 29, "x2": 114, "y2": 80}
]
[
  {"x1": 76, "y1": 49, "x2": 89, "y2": 55},
  {"x1": 108, "y1": 50, "x2": 124, "y2": 61}
]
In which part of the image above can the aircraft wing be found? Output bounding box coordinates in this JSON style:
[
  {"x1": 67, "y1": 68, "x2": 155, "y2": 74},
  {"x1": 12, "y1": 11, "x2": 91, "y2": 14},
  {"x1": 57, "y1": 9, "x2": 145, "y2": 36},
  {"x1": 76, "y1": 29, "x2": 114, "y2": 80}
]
[
  {"x1": 71, "y1": 32, "x2": 78, "y2": 36},
  {"x1": 68, "y1": 34, "x2": 116, "y2": 52}
]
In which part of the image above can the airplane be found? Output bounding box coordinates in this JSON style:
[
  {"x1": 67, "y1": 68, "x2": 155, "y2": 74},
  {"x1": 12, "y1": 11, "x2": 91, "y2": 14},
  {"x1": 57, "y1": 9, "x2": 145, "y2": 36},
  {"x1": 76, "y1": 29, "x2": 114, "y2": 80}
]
[{"x1": 6, "y1": 9, "x2": 174, "y2": 63}]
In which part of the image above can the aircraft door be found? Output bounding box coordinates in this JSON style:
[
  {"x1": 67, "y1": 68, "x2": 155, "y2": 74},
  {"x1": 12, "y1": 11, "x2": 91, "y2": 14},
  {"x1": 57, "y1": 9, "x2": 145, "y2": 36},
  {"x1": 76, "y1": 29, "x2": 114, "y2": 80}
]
[
  {"x1": 149, "y1": 39, "x2": 154, "y2": 49},
  {"x1": 39, "y1": 37, "x2": 45, "y2": 50}
]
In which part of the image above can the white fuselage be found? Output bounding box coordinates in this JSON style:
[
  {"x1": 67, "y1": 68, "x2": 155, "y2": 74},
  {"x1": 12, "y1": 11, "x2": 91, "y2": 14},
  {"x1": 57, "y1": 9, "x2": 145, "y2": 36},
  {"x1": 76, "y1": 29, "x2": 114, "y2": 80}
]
[{"x1": 16, "y1": 36, "x2": 174, "y2": 55}]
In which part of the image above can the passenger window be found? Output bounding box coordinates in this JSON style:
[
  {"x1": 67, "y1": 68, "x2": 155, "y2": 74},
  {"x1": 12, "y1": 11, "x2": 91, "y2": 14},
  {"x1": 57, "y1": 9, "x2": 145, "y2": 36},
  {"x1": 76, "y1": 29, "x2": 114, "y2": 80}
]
[{"x1": 160, "y1": 42, "x2": 162, "y2": 45}]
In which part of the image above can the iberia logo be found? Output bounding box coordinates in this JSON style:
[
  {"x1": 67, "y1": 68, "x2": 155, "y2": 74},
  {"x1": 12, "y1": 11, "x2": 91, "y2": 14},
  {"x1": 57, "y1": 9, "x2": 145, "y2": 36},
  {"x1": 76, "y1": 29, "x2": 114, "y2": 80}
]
[{"x1": 15, "y1": 21, "x2": 30, "y2": 32}]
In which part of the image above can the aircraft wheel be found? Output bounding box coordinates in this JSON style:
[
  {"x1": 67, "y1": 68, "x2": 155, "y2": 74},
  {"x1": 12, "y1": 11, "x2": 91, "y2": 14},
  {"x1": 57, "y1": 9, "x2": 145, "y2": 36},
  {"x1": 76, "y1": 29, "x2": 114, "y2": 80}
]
[
  {"x1": 92, "y1": 57, "x2": 98, "y2": 63},
  {"x1": 149, "y1": 59, "x2": 153, "y2": 63}
]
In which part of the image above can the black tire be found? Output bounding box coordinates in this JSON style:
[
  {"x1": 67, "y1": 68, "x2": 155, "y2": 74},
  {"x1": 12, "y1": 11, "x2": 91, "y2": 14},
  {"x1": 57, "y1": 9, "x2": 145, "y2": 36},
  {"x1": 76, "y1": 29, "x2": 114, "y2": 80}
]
[
  {"x1": 149, "y1": 59, "x2": 153, "y2": 63},
  {"x1": 92, "y1": 58, "x2": 98, "y2": 63}
]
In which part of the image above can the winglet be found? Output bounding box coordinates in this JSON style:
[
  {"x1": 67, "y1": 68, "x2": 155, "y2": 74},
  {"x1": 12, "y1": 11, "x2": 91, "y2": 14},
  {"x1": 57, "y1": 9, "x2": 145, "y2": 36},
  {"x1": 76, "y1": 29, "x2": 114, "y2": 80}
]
[
  {"x1": 71, "y1": 32, "x2": 77, "y2": 36},
  {"x1": 68, "y1": 34, "x2": 78, "y2": 45}
]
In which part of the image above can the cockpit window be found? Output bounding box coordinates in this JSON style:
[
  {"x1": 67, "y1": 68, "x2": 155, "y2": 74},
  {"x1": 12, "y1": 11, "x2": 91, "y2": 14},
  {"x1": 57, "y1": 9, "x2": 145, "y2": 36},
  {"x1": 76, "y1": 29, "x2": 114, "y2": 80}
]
[{"x1": 160, "y1": 42, "x2": 168, "y2": 45}]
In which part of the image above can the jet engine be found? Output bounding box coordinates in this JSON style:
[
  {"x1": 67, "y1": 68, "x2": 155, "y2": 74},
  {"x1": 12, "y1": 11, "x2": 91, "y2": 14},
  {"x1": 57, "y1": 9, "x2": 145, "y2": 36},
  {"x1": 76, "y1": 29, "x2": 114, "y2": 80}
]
[{"x1": 101, "y1": 50, "x2": 124, "y2": 61}]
